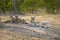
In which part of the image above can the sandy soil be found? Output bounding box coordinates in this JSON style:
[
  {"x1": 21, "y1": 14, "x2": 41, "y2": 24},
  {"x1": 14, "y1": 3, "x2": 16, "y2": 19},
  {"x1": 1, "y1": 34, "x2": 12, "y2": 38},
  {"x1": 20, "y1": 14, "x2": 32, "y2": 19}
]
[
  {"x1": 0, "y1": 29, "x2": 48, "y2": 40},
  {"x1": 0, "y1": 14, "x2": 60, "y2": 40}
]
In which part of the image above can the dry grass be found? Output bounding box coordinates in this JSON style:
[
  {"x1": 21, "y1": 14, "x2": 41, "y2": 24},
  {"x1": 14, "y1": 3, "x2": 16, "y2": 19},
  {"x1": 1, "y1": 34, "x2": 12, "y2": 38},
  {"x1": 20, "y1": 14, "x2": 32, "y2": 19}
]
[
  {"x1": 0, "y1": 14, "x2": 60, "y2": 24},
  {"x1": 0, "y1": 14, "x2": 60, "y2": 40}
]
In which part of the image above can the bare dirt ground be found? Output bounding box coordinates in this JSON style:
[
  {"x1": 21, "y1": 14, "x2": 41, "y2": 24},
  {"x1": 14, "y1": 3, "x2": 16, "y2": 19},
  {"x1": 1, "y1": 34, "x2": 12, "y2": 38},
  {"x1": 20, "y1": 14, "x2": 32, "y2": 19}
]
[
  {"x1": 0, "y1": 29, "x2": 49, "y2": 40},
  {"x1": 0, "y1": 14, "x2": 60, "y2": 40}
]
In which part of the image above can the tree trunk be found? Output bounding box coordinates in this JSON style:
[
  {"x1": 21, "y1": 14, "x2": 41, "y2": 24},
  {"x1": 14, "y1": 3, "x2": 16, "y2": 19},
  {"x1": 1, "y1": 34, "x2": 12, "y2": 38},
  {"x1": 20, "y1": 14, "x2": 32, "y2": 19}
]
[
  {"x1": 2, "y1": 8, "x2": 5, "y2": 14},
  {"x1": 56, "y1": 9, "x2": 60, "y2": 14},
  {"x1": 2, "y1": 9, "x2": 6, "y2": 14},
  {"x1": 51, "y1": 8, "x2": 55, "y2": 14}
]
